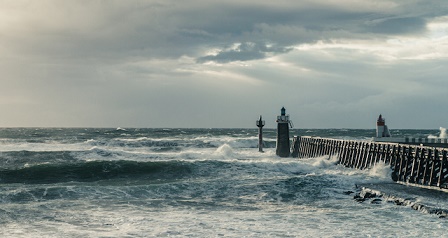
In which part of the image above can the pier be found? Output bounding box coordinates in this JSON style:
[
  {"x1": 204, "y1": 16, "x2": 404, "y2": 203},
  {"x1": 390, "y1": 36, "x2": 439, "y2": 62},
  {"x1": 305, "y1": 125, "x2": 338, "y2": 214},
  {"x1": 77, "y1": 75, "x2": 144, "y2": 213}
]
[{"x1": 291, "y1": 136, "x2": 448, "y2": 189}]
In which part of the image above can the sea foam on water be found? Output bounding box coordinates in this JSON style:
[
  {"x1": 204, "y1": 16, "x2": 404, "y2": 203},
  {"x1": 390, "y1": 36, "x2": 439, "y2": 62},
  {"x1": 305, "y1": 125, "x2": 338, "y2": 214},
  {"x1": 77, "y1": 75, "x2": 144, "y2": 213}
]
[{"x1": 0, "y1": 128, "x2": 447, "y2": 237}]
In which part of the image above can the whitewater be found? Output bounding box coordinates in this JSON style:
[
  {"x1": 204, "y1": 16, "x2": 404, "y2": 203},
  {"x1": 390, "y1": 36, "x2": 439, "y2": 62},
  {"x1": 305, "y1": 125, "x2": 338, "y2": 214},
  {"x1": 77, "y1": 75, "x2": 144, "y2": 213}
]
[{"x1": 0, "y1": 128, "x2": 446, "y2": 237}]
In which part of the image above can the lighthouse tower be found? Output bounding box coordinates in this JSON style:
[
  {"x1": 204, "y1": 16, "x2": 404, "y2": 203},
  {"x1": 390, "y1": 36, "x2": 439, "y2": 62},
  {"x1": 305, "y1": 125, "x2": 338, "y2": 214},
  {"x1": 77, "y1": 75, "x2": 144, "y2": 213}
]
[
  {"x1": 276, "y1": 107, "x2": 292, "y2": 157},
  {"x1": 256, "y1": 115, "x2": 265, "y2": 152},
  {"x1": 376, "y1": 114, "x2": 391, "y2": 138}
]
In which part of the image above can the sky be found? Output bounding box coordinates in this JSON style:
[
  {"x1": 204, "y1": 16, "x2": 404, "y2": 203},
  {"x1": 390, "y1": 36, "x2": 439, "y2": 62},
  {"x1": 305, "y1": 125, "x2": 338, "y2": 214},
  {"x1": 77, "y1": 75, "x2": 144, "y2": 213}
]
[{"x1": 1, "y1": 0, "x2": 448, "y2": 129}]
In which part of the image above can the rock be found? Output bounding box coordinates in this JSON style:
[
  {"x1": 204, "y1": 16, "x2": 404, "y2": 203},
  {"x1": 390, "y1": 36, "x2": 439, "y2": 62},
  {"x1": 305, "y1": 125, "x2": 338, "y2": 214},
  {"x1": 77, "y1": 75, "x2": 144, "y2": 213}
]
[
  {"x1": 411, "y1": 203, "x2": 425, "y2": 211},
  {"x1": 355, "y1": 197, "x2": 365, "y2": 203},
  {"x1": 360, "y1": 190, "x2": 377, "y2": 199},
  {"x1": 371, "y1": 198, "x2": 382, "y2": 204}
]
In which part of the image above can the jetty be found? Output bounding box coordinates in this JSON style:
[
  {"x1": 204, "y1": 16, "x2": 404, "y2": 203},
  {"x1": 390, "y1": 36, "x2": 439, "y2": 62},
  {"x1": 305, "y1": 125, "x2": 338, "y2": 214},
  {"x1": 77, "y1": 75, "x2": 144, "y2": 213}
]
[
  {"x1": 265, "y1": 110, "x2": 448, "y2": 217},
  {"x1": 286, "y1": 114, "x2": 448, "y2": 189},
  {"x1": 291, "y1": 136, "x2": 448, "y2": 189}
]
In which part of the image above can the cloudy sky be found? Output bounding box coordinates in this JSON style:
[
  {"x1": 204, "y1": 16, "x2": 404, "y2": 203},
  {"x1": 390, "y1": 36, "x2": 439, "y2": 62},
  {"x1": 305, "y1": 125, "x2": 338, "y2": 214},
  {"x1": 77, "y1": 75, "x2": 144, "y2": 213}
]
[{"x1": 1, "y1": 0, "x2": 448, "y2": 128}]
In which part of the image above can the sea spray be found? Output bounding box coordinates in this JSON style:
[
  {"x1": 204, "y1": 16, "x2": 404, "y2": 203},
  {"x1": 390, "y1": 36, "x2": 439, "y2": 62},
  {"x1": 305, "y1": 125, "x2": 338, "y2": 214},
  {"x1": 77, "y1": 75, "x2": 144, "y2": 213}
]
[
  {"x1": 440, "y1": 127, "x2": 447, "y2": 138},
  {"x1": 312, "y1": 155, "x2": 339, "y2": 168},
  {"x1": 428, "y1": 127, "x2": 447, "y2": 139},
  {"x1": 369, "y1": 162, "x2": 392, "y2": 181},
  {"x1": 214, "y1": 144, "x2": 236, "y2": 158}
]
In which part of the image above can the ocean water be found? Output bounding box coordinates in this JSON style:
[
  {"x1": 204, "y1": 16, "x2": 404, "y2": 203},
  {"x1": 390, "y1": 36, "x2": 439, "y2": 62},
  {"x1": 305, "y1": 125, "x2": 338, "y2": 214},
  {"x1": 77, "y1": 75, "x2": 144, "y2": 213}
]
[{"x1": 0, "y1": 128, "x2": 446, "y2": 237}]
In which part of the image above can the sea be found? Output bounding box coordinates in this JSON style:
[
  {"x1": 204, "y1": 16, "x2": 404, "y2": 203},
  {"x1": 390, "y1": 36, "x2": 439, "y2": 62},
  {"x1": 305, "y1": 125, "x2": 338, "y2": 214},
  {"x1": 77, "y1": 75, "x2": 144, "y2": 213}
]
[{"x1": 0, "y1": 128, "x2": 447, "y2": 237}]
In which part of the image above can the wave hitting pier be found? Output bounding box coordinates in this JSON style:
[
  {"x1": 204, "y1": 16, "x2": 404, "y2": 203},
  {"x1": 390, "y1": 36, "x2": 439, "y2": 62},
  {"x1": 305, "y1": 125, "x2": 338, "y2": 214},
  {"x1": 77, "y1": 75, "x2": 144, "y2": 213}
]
[{"x1": 291, "y1": 136, "x2": 448, "y2": 189}]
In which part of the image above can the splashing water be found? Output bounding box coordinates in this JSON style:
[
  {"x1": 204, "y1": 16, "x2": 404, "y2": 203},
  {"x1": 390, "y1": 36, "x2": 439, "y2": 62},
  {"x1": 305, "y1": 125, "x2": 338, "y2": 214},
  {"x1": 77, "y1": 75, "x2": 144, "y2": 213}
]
[
  {"x1": 369, "y1": 161, "x2": 392, "y2": 181},
  {"x1": 1, "y1": 128, "x2": 447, "y2": 237},
  {"x1": 439, "y1": 127, "x2": 447, "y2": 138},
  {"x1": 428, "y1": 127, "x2": 447, "y2": 139}
]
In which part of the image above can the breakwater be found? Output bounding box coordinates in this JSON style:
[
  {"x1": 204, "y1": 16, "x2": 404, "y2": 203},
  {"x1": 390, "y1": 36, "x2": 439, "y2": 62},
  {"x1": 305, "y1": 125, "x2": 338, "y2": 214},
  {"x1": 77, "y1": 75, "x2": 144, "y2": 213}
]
[{"x1": 291, "y1": 136, "x2": 448, "y2": 189}]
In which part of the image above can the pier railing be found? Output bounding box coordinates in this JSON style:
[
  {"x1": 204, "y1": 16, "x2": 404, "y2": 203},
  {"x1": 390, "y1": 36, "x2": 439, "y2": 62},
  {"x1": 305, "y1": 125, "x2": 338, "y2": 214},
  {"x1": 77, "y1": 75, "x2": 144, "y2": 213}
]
[{"x1": 291, "y1": 136, "x2": 448, "y2": 189}]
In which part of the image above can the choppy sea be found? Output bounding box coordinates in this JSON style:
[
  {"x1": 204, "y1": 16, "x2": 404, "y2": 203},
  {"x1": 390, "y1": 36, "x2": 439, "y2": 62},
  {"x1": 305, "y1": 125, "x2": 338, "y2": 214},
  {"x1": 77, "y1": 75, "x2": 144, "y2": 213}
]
[{"x1": 0, "y1": 128, "x2": 447, "y2": 237}]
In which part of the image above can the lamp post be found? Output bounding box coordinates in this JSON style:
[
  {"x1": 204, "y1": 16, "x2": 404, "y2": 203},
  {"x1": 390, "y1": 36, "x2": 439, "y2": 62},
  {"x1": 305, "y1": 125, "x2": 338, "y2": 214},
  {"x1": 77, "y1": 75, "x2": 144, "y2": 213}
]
[{"x1": 256, "y1": 115, "x2": 265, "y2": 152}]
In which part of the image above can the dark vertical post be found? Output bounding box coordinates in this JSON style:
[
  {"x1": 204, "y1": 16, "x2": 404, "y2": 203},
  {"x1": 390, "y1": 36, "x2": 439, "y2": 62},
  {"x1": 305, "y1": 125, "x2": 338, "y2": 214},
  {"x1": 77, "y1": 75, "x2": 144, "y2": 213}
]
[
  {"x1": 384, "y1": 144, "x2": 391, "y2": 165},
  {"x1": 390, "y1": 145, "x2": 398, "y2": 167},
  {"x1": 358, "y1": 142, "x2": 367, "y2": 169},
  {"x1": 422, "y1": 148, "x2": 432, "y2": 185},
  {"x1": 438, "y1": 150, "x2": 448, "y2": 188},
  {"x1": 330, "y1": 140, "x2": 337, "y2": 157},
  {"x1": 256, "y1": 115, "x2": 265, "y2": 152},
  {"x1": 298, "y1": 137, "x2": 306, "y2": 158},
  {"x1": 304, "y1": 137, "x2": 310, "y2": 158},
  {"x1": 354, "y1": 142, "x2": 363, "y2": 169},
  {"x1": 348, "y1": 142, "x2": 356, "y2": 168},
  {"x1": 380, "y1": 143, "x2": 386, "y2": 164},
  {"x1": 429, "y1": 149, "x2": 439, "y2": 186},
  {"x1": 367, "y1": 143, "x2": 377, "y2": 168},
  {"x1": 343, "y1": 141, "x2": 349, "y2": 166},
  {"x1": 276, "y1": 107, "x2": 291, "y2": 157},
  {"x1": 391, "y1": 145, "x2": 400, "y2": 181},
  {"x1": 398, "y1": 146, "x2": 408, "y2": 182},
  {"x1": 409, "y1": 147, "x2": 420, "y2": 183},
  {"x1": 312, "y1": 139, "x2": 316, "y2": 157},
  {"x1": 291, "y1": 136, "x2": 300, "y2": 158},
  {"x1": 404, "y1": 146, "x2": 414, "y2": 183},
  {"x1": 364, "y1": 143, "x2": 373, "y2": 169}
]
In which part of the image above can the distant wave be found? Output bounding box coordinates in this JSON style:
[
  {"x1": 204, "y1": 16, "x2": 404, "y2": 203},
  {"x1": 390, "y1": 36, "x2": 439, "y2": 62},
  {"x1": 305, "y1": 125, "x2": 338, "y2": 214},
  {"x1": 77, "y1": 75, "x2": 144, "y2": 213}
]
[
  {"x1": 0, "y1": 160, "x2": 196, "y2": 184},
  {"x1": 428, "y1": 127, "x2": 447, "y2": 139},
  {"x1": 440, "y1": 127, "x2": 447, "y2": 138}
]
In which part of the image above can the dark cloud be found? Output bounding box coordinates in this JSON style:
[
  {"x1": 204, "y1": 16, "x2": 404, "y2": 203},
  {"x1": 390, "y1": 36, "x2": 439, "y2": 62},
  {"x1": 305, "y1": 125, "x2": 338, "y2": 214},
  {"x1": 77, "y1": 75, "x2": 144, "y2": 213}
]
[
  {"x1": 196, "y1": 42, "x2": 292, "y2": 63},
  {"x1": 1, "y1": 0, "x2": 448, "y2": 127},
  {"x1": 189, "y1": 1, "x2": 445, "y2": 64},
  {"x1": 4, "y1": 1, "x2": 444, "y2": 63}
]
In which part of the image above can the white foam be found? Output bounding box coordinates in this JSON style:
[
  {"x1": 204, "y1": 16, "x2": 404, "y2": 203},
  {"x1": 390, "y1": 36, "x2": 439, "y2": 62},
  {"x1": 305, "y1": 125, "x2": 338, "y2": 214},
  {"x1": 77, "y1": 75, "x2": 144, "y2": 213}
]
[
  {"x1": 369, "y1": 161, "x2": 392, "y2": 180},
  {"x1": 2, "y1": 137, "x2": 446, "y2": 237},
  {"x1": 202, "y1": 135, "x2": 274, "y2": 148},
  {"x1": 311, "y1": 155, "x2": 339, "y2": 168},
  {"x1": 439, "y1": 127, "x2": 447, "y2": 138},
  {"x1": 214, "y1": 144, "x2": 236, "y2": 158},
  {"x1": 428, "y1": 127, "x2": 447, "y2": 139},
  {"x1": 0, "y1": 139, "x2": 94, "y2": 152}
]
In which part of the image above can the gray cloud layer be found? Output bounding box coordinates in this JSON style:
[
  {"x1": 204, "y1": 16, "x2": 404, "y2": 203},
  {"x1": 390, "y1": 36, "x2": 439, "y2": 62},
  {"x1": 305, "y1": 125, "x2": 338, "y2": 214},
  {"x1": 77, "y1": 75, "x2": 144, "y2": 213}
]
[{"x1": 1, "y1": 0, "x2": 448, "y2": 128}]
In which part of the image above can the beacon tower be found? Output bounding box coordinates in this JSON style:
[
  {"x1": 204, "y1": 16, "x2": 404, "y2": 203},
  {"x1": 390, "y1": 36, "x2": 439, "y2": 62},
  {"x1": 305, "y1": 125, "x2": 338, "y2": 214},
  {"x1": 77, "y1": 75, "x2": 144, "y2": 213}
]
[
  {"x1": 276, "y1": 107, "x2": 292, "y2": 157},
  {"x1": 256, "y1": 115, "x2": 265, "y2": 152},
  {"x1": 376, "y1": 114, "x2": 391, "y2": 138}
]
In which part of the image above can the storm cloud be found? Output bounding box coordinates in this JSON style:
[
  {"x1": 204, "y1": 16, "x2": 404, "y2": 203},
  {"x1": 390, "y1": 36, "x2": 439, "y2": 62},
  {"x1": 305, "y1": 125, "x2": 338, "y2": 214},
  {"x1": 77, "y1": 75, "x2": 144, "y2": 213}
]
[
  {"x1": 1, "y1": 0, "x2": 448, "y2": 128},
  {"x1": 196, "y1": 42, "x2": 293, "y2": 63}
]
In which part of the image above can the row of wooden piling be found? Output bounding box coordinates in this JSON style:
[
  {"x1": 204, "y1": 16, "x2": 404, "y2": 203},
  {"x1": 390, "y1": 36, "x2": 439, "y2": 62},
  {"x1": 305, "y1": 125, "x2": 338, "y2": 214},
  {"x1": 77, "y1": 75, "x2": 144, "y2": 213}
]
[{"x1": 291, "y1": 136, "x2": 448, "y2": 189}]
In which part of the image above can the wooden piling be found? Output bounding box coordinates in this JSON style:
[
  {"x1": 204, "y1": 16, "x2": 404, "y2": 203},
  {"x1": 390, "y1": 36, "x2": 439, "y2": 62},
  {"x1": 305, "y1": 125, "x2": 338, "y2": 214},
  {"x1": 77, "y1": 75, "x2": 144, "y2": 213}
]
[{"x1": 438, "y1": 150, "x2": 448, "y2": 188}]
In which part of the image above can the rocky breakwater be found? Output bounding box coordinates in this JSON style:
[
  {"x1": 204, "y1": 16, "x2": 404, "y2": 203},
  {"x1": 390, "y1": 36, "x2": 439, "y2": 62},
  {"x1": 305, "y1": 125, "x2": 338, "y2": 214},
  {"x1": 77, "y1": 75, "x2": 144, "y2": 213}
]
[{"x1": 351, "y1": 183, "x2": 448, "y2": 219}]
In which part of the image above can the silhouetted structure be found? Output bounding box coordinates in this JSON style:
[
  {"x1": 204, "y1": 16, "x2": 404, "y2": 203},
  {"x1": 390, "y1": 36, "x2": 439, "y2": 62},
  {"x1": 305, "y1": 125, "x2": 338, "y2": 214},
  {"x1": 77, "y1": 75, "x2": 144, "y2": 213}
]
[
  {"x1": 256, "y1": 115, "x2": 265, "y2": 152},
  {"x1": 276, "y1": 107, "x2": 292, "y2": 157}
]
